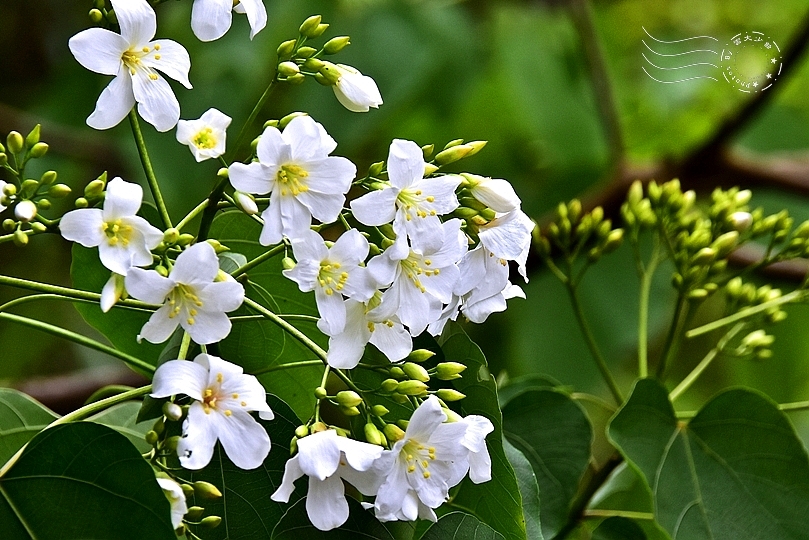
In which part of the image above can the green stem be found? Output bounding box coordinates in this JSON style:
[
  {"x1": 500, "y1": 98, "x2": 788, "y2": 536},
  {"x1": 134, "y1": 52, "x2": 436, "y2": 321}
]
[
  {"x1": 129, "y1": 110, "x2": 172, "y2": 229},
  {"x1": 0, "y1": 385, "x2": 152, "y2": 477},
  {"x1": 656, "y1": 293, "x2": 688, "y2": 379},
  {"x1": 669, "y1": 322, "x2": 745, "y2": 402},
  {"x1": 0, "y1": 312, "x2": 155, "y2": 374},
  {"x1": 570, "y1": 392, "x2": 617, "y2": 413},
  {"x1": 250, "y1": 359, "x2": 324, "y2": 376},
  {"x1": 230, "y1": 76, "x2": 278, "y2": 161},
  {"x1": 0, "y1": 274, "x2": 157, "y2": 310},
  {"x1": 177, "y1": 331, "x2": 192, "y2": 360},
  {"x1": 679, "y1": 399, "x2": 809, "y2": 419},
  {"x1": 583, "y1": 509, "x2": 654, "y2": 520},
  {"x1": 175, "y1": 199, "x2": 209, "y2": 232},
  {"x1": 232, "y1": 244, "x2": 285, "y2": 278},
  {"x1": 685, "y1": 290, "x2": 806, "y2": 338},
  {"x1": 566, "y1": 284, "x2": 623, "y2": 404},
  {"x1": 0, "y1": 293, "x2": 152, "y2": 314},
  {"x1": 243, "y1": 297, "x2": 327, "y2": 361},
  {"x1": 637, "y1": 242, "x2": 661, "y2": 378}
]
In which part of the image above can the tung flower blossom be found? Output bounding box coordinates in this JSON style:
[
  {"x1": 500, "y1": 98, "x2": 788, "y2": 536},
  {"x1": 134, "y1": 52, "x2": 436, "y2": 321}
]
[
  {"x1": 283, "y1": 229, "x2": 376, "y2": 335},
  {"x1": 271, "y1": 429, "x2": 385, "y2": 531},
  {"x1": 351, "y1": 139, "x2": 462, "y2": 254},
  {"x1": 125, "y1": 242, "x2": 245, "y2": 344},
  {"x1": 151, "y1": 353, "x2": 274, "y2": 470},
  {"x1": 155, "y1": 477, "x2": 188, "y2": 529},
  {"x1": 191, "y1": 0, "x2": 267, "y2": 42},
  {"x1": 464, "y1": 173, "x2": 521, "y2": 213},
  {"x1": 176, "y1": 108, "x2": 231, "y2": 162},
  {"x1": 373, "y1": 396, "x2": 469, "y2": 522},
  {"x1": 331, "y1": 64, "x2": 383, "y2": 112},
  {"x1": 60, "y1": 177, "x2": 163, "y2": 276},
  {"x1": 68, "y1": 0, "x2": 192, "y2": 131},
  {"x1": 228, "y1": 116, "x2": 356, "y2": 245}
]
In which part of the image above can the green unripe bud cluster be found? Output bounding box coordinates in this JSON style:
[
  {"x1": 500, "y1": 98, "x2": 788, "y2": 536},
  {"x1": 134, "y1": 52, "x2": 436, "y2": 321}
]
[{"x1": 543, "y1": 199, "x2": 624, "y2": 263}]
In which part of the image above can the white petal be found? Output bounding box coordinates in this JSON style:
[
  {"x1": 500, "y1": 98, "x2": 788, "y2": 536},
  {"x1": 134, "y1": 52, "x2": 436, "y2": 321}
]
[
  {"x1": 470, "y1": 178, "x2": 520, "y2": 213},
  {"x1": 307, "y1": 474, "x2": 349, "y2": 531},
  {"x1": 326, "y1": 300, "x2": 371, "y2": 369},
  {"x1": 229, "y1": 162, "x2": 272, "y2": 195},
  {"x1": 171, "y1": 243, "x2": 219, "y2": 284},
  {"x1": 284, "y1": 116, "x2": 337, "y2": 161},
  {"x1": 375, "y1": 458, "x2": 410, "y2": 519},
  {"x1": 271, "y1": 455, "x2": 304, "y2": 502},
  {"x1": 138, "y1": 303, "x2": 181, "y2": 343},
  {"x1": 68, "y1": 28, "x2": 126, "y2": 76},
  {"x1": 405, "y1": 396, "x2": 445, "y2": 442},
  {"x1": 256, "y1": 125, "x2": 290, "y2": 168},
  {"x1": 87, "y1": 71, "x2": 136, "y2": 130},
  {"x1": 103, "y1": 177, "x2": 143, "y2": 219},
  {"x1": 191, "y1": 0, "x2": 232, "y2": 42},
  {"x1": 479, "y1": 210, "x2": 535, "y2": 261},
  {"x1": 289, "y1": 228, "x2": 329, "y2": 263},
  {"x1": 468, "y1": 446, "x2": 492, "y2": 483},
  {"x1": 333, "y1": 65, "x2": 383, "y2": 113},
  {"x1": 279, "y1": 196, "x2": 313, "y2": 241},
  {"x1": 350, "y1": 188, "x2": 398, "y2": 227},
  {"x1": 144, "y1": 39, "x2": 192, "y2": 89},
  {"x1": 328, "y1": 230, "x2": 370, "y2": 277},
  {"x1": 335, "y1": 437, "x2": 383, "y2": 471},
  {"x1": 297, "y1": 430, "x2": 341, "y2": 480},
  {"x1": 184, "y1": 308, "x2": 233, "y2": 345},
  {"x1": 151, "y1": 359, "x2": 208, "y2": 400},
  {"x1": 122, "y1": 215, "x2": 164, "y2": 251},
  {"x1": 100, "y1": 273, "x2": 124, "y2": 313},
  {"x1": 59, "y1": 208, "x2": 103, "y2": 247},
  {"x1": 366, "y1": 252, "x2": 398, "y2": 288},
  {"x1": 132, "y1": 72, "x2": 180, "y2": 132},
  {"x1": 258, "y1": 198, "x2": 283, "y2": 246},
  {"x1": 125, "y1": 267, "x2": 174, "y2": 304},
  {"x1": 215, "y1": 409, "x2": 271, "y2": 469},
  {"x1": 402, "y1": 212, "x2": 444, "y2": 255},
  {"x1": 111, "y1": 0, "x2": 156, "y2": 45},
  {"x1": 156, "y1": 477, "x2": 187, "y2": 529},
  {"x1": 177, "y1": 402, "x2": 217, "y2": 469},
  {"x1": 97, "y1": 241, "x2": 137, "y2": 276},
  {"x1": 369, "y1": 322, "x2": 412, "y2": 363},
  {"x1": 236, "y1": 0, "x2": 268, "y2": 39},
  {"x1": 299, "y1": 157, "x2": 356, "y2": 195},
  {"x1": 198, "y1": 280, "x2": 245, "y2": 312},
  {"x1": 387, "y1": 139, "x2": 425, "y2": 189}
]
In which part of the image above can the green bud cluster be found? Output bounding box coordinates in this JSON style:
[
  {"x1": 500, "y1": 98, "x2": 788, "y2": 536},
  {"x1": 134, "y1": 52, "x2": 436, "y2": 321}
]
[
  {"x1": 542, "y1": 199, "x2": 623, "y2": 264},
  {"x1": 273, "y1": 15, "x2": 356, "y2": 87}
]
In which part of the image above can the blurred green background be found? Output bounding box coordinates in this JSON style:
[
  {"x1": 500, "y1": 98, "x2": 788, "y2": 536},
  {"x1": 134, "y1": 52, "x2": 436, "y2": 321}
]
[{"x1": 2, "y1": 0, "x2": 809, "y2": 441}]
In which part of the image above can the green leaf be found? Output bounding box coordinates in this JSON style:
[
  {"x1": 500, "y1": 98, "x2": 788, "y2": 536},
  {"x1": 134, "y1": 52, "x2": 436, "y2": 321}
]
[
  {"x1": 497, "y1": 374, "x2": 562, "y2": 408},
  {"x1": 503, "y1": 439, "x2": 543, "y2": 540},
  {"x1": 501, "y1": 387, "x2": 592, "y2": 539},
  {"x1": 591, "y1": 517, "x2": 646, "y2": 540},
  {"x1": 271, "y1": 496, "x2": 395, "y2": 539},
  {"x1": 188, "y1": 395, "x2": 301, "y2": 540},
  {"x1": 439, "y1": 324, "x2": 527, "y2": 540},
  {"x1": 608, "y1": 379, "x2": 809, "y2": 540},
  {"x1": 71, "y1": 244, "x2": 164, "y2": 371},
  {"x1": 0, "y1": 422, "x2": 174, "y2": 539},
  {"x1": 209, "y1": 211, "x2": 324, "y2": 420},
  {"x1": 88, "y1": 401, "x2": 152, "y2": 453},
  {"x1": 0, "y1": 388, "x2": 57, "y2": 463},
  {"x1": 420, "y1": 512, "x2": 505, "y2": 540}
]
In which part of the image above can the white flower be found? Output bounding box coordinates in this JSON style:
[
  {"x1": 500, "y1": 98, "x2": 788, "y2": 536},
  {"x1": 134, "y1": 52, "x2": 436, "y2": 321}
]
[
  {"x1": 176, "y1": 108, "x2": 231, "y2": 162},
  {"x1": 191, "y1": 0, "x2": 267, "y2": 42},
  {"x1": 125, "y1": 242, "x2": 245, "y2": 344},
  {"x1": 156, "y1": 477, "x2": 188, "y2": 529},
  {"x1": 68, "y1": 0, "x2": 192, "y2": 132},
  {"x1": 326, "y1": 294, "x2": 412, "y2": 369},
  {"x1": 458, "y1": 415, "x2": 494, "y2": 484},
  {"x1": 351, "y1": 139, "x2": 462, "y2": 254},
  {"x1": 373, "y1": 396, "x2": 469, "y2": 522},
  {"x1": 151, "y1": 353, "x2": 274, "y2": 470},
  {"x1": 228, "y1": 116, "x2": 356, "y2": 245},
  {"x1": 463, "y1": 280, "x2": 525, "y2": 324},
  {"x1": 478, "y1": 209, "x2": 535, "y2": 281},
  {"x1": 283, "y1": 229, "x2": 376, "y2": 335},
  {"x1": 367, "y1": 219, "x2": 466, "y2": 336},
  {"x1": 465, "y1": 173, "x2": 521, "y2": 213},
  {"x1": 14, "y1": 200, "x2": 37, "y2": 222},
  {"x1": 271, "y1": 430, "x2": 386, "y2": 531},
  {"x1": 100, "y1": 272, "x2": 127, "y2": 313},
  {"x1": 331, "y1": 64, "x2": 383, "y2": 112},
  {"x1": 60, "y1": 177, "x2": 163, "y2": 276}
]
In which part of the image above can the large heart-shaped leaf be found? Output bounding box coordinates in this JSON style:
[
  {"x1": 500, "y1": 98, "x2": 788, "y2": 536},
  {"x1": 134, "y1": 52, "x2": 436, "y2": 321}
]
[
  {"x1": 420, "y1": 512, "x2": 505, "y2": 540},
  {"x1": 503, "y1": 439, "x2": 543, "y2": 540},
  {"x1": 0, "y1": 422, "x2": 174, "y2": 539},
  {"x1": 608, "y1": 379, "x2": 809, "y2": 540},
  {"x1": 438, "y1": 324, "x2": 528, "y2": 540},
  {"x1": 591, "y1": 516, "x2": 646, "y2": 540},
  {"x1": 88, "y1": 401, "x2": 152, "y2": 453},
  {"x1": 501, "y1": 387, "x2": 592, "y2": 538},
  {"x1": 0, "y1": 388, "x2": 58, "y2": 463},
  {"x1": 187, "y1": 394, "x2": 301, "y2": 540},
  {"x1": 271, "y1": 496, "x2": 396, "y2": 539}
]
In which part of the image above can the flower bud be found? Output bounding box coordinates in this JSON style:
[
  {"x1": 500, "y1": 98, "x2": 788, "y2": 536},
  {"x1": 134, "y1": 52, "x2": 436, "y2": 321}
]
[
  {"x1": 40, "y1": 170, "x2": 57, "y2": 186},
  {"x1": 25, "y1": 124, "x2": 41, "y2": 148},
  {"x1": 162, "y1": 402, "x2": 183, "y2": 421},
  {"x1": 389, "y1": 366, "x2": 406, "y2": 379},
  {"x1": 335, "y1": 390, "x2": 362, "y2": 407},
  {"x1": 186, "y1": 506, "x2": 205, "y2": 521},
  {"x1": 12, "y1": 230, "x2": 28, "y2": 247},
  {"x1": 29, "y1": 142, "x2": 48, "y2": 158},
  {"x1": 340, "y1": 405, "x2": 361, "y2": 416},
  {"x1": 201, "y1": 516, "x2": 222, "y2": 528},
  {"x1": 381, "y1": 379, "x2": 399, "y2": 393},
  {"x1": 30, "y1": 222, "x2": 46, "y2": 233},
  {"x1": 364, "y1": 423, "x2": 385, "y2": 446},
  {"x1": 152, "y1": 417, "x2": 165, "y2": 435},
  {"x1": 311, "y1": 421, "x2": 327, "y2": 433},
  {"x1": 6, "y1": 131, "x2": 23, "y2": 154},
  {"x1": 691, "y1": 247, "x2": 716, "y2": 266},
  {"x1": 3, "y1": 219, "x2": 15, "y2": 231},
  {"x1": 155, "y1": 265, "x2": 169, "y2": 277},
  {"x1": 443, "y1": 139, "x2": 464, "y2": 149},
  {"x1": 423, "y1": 163, "x2": 439, "y2": 175},
  {"x1": 601, "y1": 228, "x2": 623, "y2": 254},
  {"x1": 36, "y1": 199, "x2": 50, "y2": 210},
  {"x1": 14, "y1": 200, "x2": 37, "y2": 222},
  {"x1": 686, "y1": 288, "x2": 708, "y2": 300},
  {"x1": 729, "y1": 211, "x2": 752, "y2": 232},
  {"x1": 404, "y1": 349, "x2": 434, "y2": 363},
  {"x1": 435, "y1": 389, "x2": 466, "y2": 401},
  {"x1": 371, "y1": 404, "x2": 389, "y2": 416},
  {"x1": 299, "y1": 15, "x2": 322, "y2": 37},
  {"x1": 711, "y1": 231, "x2": 739, "y2": 258},
  {"x1": 318, "y1": 61, "x2": 342, "y2": 85},
  {"x1": 383, "y1": 424, "x2": 405, "y2": 442},
  {"x1": 296, "y1": 46, "x2": 318, "y2": 58},
  {"x1": 422, "y1": 144, "x2": 435, "y2": 159},
  {"x1": 278, "y1": 61, "x2": 300, "y2": 77},
  {"x1": 193, "y1": 481, "x2": 223, "y2": 500},
  {"x1": 435, "y1": 362, "x2": 467, "y2": 380},
  {"x1": 434, "y1": 144, "x2": 473, "y2": 166},
  {"x1": 276, "y1": 39, "x2": 297, "y2": 58},
  {"x1": 163, "y1": 228, "x2": 180, "y2": 245},
  {"x1": 403, "y1": 362, "x2": 430, "y2": 382},
  {"x1": 281, "y1": 256, "x2": 296, "y2": 271},
  {"x1": 295, "y1": 425, "x2": 309, "y2": 438},
  {"x1": 89, "y1": 8, "x2": 103, "y2": 23},
  {"x1": 314, "y1": 386, "x2": 328, "y2": 400},
  {"x1": 145, "y1": 430, "x2": 159, "y2": 445},
  {"x1": 465, "y1": 140, "x2": 487, "y2": 157},
  {"x1": 323, "y1": 36, "x2": 351, "y2": 54},
  {"x1": 279, "y1": 112, "x2": 307, "y2": 129},
  {"x1": 177, "y1": 233, "x2": 195, "y2": 246},
  {"x1": 396, "y1": 380, "x2": 428, "y2": 396},
  {"x1": 0, "y1": 153, "x2": 6, "y2": 166}
]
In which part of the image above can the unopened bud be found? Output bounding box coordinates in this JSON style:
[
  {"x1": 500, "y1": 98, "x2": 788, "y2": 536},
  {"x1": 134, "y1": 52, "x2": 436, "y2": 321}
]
[
  {"x1": 364, "y1": 423, "x2": 385, "y2": 445},
  {"x1": 465, "y1": 140, "x2": 487, "y2": 157},
  {"x1": 12, "y1": 230, "x2": 28, "y2": 247},
  {"x1": 314, "y1": 386, "x2": 328, "y2": 400},
  {"x1": 164, "y1": 435, "x2": 180, "y2": 452},
  {"x1": 176, "y1": 233, "x2": 195, "y2": 246},
  {"x1": 193, "y1": 481, "x2": 223, "y2": 500},
  {"x1": 422, "y1": 144, "x2": 435, "y2": 159},
  {"x1": 318, "y1": 62, "x2": 341, "y2": 85},
  {"x1": 381, "y1": 379, "x2": 399, "y2": 393},
  {"x1": 14, "y1": 200, "x2": 37, "y2": 222},
  {"x1": 29, "y1": 142, "x2": 48, "y2": 158},
  {"x1": 145, "y1": 430, "x2": 159, "y2": 445},
  {"x1": 152, "y1": 417, "x2": 165, "y2": 435},
  {"x1": 6, "y1": 131, "x2": 23, "y2": 154},
  {"x1": 434, "y1": 144, "x2": 473, "y2": 165},
  {"x1": 312, "y1": 23, "x2": 329, "y2": 37},
  {"x1": 155, "y1": 265, "x2": 169, "y2": 277},
  {"x1": 282, "y1": 256, "x2": 296, "y2": 271},
  {"x1": 389, "y1": 366, "x2": 406, "y2": 379},
  {"x1": 730, "y1": 211, "x2": 753, "y2": 232},
  {"x1": 435, "y1": 389, "x2": 466, "y2": 401},
  {"x1": 299, "y1": 15, "x2": 322, "y2": 37},
  {"x1": 278, "y1": 61, "x2": 300, "y2": 77},
  {"x1": 396, "y1": 380, "x2": 428, "y2": 396},
  {"x1": 40, "y1": 170, "x2": 57, "y2": 186},
  {"x1": 279, "y1": 112, "x2": 307, "y2": 129},
  {"x1": 335, "y1": 390, "x2": 362, "y2": 407},
  {"x1": 691, "y1": 247, "x2": 716, "y2": 266},
  {"x1": 181, "y1": 483, "x2": 195, "y2": 499},
  {"x1": 0, "y1": 153, "x2": 6, "y2": 166},
  {"x1": 163, "y1": 228, "x2": 180, "y2": 245},
  {"x1": 602, "y1": 229, "x2": 624, "y2": 253},
  {"x1": 185, "y1": 506, "x2": 204, "y2": 521},
  {"x1": 423, "y1": 163, "x2": 439, "y2": 175},
  {"x1": 162, "y1": 402, "x2": 183, "y2": 421},
  {"x1": 311, "y1": 421, "x2": 327, "y2": 433},
  {"x1": 3, "y1": 219, "x2": 15, "y2": 231},
  {"x1": 711, "y1": 231, "x2": 739, "y2": 257},
  {"x1": 435, "y1": 362, "x2": 466, "y2": 380},
  {"x1": 687, "y1": 288, "x2": 708, "y2": 300},
  {"x1": 25, "y1": 124, "x2": 41, "y2": 148},
  {"x1": 201, "y1": 516, "x2": 222, "y2": 528},
  {"x1": 36, "y1": 199, "x2": 50, "y2": 210},
  {"x1": 296, "y1": 46, "x2": 317, "y2": 59},
  {"x1": 406, "y1": 349, "x2": 435, "y2": 363},
  {"x1": 89, "y1": 8, "x2": 103, "y2": 23},
  {"x1": 340, "y1": 405, "x2": 361, "y2": 416},
  {"x1": 277, "y1": 39, "x2": 297, "y2": 58},
  {"x1": 30, "y1": 222, "x2": 46, "y2": 233},
  {"x1": 383, "y1": 424, "x2": 405, "y2": 442},
  {"x1": 403, "y1": 362, "x2": 430, "y2": 382},
  {"x1": 295, "y1": 425, "x2": 309, "y2": 438},
  {"x1": 323, "y1": 36, "x2": 351, "y2": 54},
  {"x1": 371, "y1": 404, "x2": 389, "y2": 416}
]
